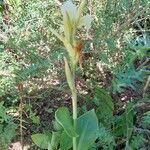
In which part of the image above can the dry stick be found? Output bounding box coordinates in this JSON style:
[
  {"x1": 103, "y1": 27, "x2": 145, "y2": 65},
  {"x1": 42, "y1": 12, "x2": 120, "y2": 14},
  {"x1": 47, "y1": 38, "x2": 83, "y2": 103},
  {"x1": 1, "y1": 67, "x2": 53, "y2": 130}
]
[
  {"x1": 137, "y1": 58, "x2": 150, "y2": 70},
  {"x1": 144, "y1": 76, "x2": 150, "y2": 93}
]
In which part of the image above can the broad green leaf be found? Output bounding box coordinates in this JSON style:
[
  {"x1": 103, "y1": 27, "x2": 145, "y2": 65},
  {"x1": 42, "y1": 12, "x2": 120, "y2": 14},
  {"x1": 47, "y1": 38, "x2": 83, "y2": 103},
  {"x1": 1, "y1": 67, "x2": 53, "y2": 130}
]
[
  {"x1": 50, "y1": 131, "x2": 61, "y2": 150},
  {"x1": 55, "y1": 107, "x2": 78, "y2": 137},
  {"x1": 53, "y1": 120, "x2": 63, "y2": 131},
  {"x1": 31, "y1": 133, "x2": 51, "y2": 149},
  {"x1": 60, "y1": 131, "x2": 72, "y2": 150},
  {"x1": 77, "y1": 109, "x2": 99, "y2": 150}
]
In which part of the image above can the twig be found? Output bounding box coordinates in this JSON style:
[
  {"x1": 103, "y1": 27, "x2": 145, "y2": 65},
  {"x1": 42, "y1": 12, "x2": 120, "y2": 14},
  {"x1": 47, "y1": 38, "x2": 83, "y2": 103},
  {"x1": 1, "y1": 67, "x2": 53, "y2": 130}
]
[
  {"x1": 144, "y1": 76, "x2": 150, "y2": 93},
  {"x1": 137, "y1": 58, "x2": 150, "y2": 70}
]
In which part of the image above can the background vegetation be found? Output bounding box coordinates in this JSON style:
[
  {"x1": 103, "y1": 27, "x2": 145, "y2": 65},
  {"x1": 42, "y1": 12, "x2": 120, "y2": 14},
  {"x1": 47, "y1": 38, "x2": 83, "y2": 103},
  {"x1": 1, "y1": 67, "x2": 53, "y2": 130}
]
[{"x1": 0, "y1": 0, "x2": 150, "y2": 149}]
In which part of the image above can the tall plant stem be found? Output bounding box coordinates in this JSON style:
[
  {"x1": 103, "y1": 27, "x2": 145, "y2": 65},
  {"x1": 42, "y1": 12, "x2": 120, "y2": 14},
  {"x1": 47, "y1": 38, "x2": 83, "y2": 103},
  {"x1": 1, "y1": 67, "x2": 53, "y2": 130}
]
[
  {"x1": 72, "y1": 88, "x2": 77, "y2": 150},
  {"x1": 71, "y1": 68, "x2": 77, "y2": 150}
]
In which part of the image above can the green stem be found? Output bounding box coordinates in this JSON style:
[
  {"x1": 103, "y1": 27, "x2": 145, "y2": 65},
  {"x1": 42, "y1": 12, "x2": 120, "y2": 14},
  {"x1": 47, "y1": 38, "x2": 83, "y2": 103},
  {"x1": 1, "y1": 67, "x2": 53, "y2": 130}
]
[
  {"x1": 64, "y1": 58, "x2": 78, "y2": 149},
  {"x1": 72, "y1": 88, "x2": 77, "y2": 150},
  {"x1": 72, "y1": 67, "x2": 77, "y2": 150}
]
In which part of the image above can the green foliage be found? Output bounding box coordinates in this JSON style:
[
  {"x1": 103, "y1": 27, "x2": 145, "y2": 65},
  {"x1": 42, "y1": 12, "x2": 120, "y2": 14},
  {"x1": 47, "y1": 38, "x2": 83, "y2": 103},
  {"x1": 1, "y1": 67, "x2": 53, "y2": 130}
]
[
  {"x1": 0, "y1": 122, "x2": 17, "y2": 149},
  {"x1": 112, "y1": 65, "x2": 145, "y2": 93},
  {"x1": 55, "y1": 107, "x2": 77, "y2": 137},
  {"x1": 92, "y1": 0, "x2": 150, "y2": 93},
  {"x1": 142, "y1": 111, "x2": 150, "y2": 127},
  {"x1": 90, "y1": 88, "x2": 148, "y2": 149},
  {"x1": 94, "y1": 88, "x2": 114, "y2": 127},
  {"x1": 0, "y1": 101, "x2": 10, "y2": 122},
  {"x1": 113, "y1": 103, "x2": 135, "y2": 139},
  {"x1": 130, "y1": 133, "x2": 144, "y2": 149},
  {"x1": 0, "y1": 102, "x2": 17, "y2": 149},
  {"x1": 32, "y1": 108, "x2": 99, "y2": 150},
  {"x1": 50, "y1": 131, "x2": 61, "y2": 150},
  {"x1": 76, "y1": 109, "x2": 99, "y2": 150},
  {"x1": 31, "y1": 133, "x2": 51, "y2": 149},
  {"x1": 112, "y1": 31, "x2": 150, "y2": 93},
  {"x1": 0, "y1": 0, "x2": 60, "y2": 84},
  {"x1": 97, "y1": 125, "x2": 115, "y2": 149},
  {"x1": 0, "y1": 51, "x2": 19, "y2": 97},
  {"x1": 0, "y1": 0, "x2": 150, "y2": 149},
  {"x1": 60, "y1": 131, "x2": 72, "y2": 150}
]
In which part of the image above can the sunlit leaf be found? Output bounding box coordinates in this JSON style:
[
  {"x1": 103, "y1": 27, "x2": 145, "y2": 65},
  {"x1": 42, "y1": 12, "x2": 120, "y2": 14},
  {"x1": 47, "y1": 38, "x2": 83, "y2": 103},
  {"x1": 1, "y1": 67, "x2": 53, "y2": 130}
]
[
  {"x1": 31, "y1": 133, "x2": 51, "y2": 149},
  {"x1": 55, "y1": 107, "x2": 78, "y2": 137},
  {"x1": 77, "y1": 109, "x2": 99, "y2": 150},
  {"x1": 60, "y1": 131, "x2": 72, "y2": 150},
  {"x1": 50, "y1": 131, "x2": 61, "y2": 150}
]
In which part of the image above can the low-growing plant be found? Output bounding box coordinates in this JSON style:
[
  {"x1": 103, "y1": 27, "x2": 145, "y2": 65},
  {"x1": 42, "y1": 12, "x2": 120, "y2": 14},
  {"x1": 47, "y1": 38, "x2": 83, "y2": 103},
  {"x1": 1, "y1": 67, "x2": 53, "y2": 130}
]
[
  {"x1": 85, "y1": 88, "x2": 149, "y2": 149},
  {"x1": 112, "y1": 32, "x2": 150, "y2": 93}
]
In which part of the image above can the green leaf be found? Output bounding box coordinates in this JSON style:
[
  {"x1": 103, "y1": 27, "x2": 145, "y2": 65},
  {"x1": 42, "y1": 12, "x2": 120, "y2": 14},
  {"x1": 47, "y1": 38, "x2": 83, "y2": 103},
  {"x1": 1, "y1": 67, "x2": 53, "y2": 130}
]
[
  {"x1": 31, "y1": 115, "x2": 40, "y2": 125},
  {"x1": 64, "y1": 58, "x2": 75, "y2": 92},
  {"x1": 113, "y1": 103, "x2": 134, "y2": 137},
  {"x1": 77, "y1": 109, "x2": 99, "y2": 150},
  {"x1": 60, "y1": 131, "x2": 72, "y2": 150},
  {"x1": 142, "y1": 111, "x2": 150, "y2": 126},
  {"x1": 130, "y1": 134, "x2": 144, "y2": 149},
  {"x1": 0, "y1": 101, "x2": 10, "y2": 122},
  {"x1": 94, "y1": 88, "x2": 114, "y2": 127},
  {"x1": 0, "y1": 122, "x2": 17, "y2": 148},
  {"x1": 112, "y1": 65, "x2": 145, "y2": 93},
  {"x1": 55, "y1": 107, "x2": 78, "y2": 137},
  {"x1": 94, "y1": 88, "x2": 114, "y2": 111},
  {"x1": 31, "y1": 133, "x2": 51, "y2": 149},
  {"x1": 98, "y1": 124, "x2": 115, "y2": 148},
  {"x1": 50, "y1": 131, "x2": 61, "y2": 150}
]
